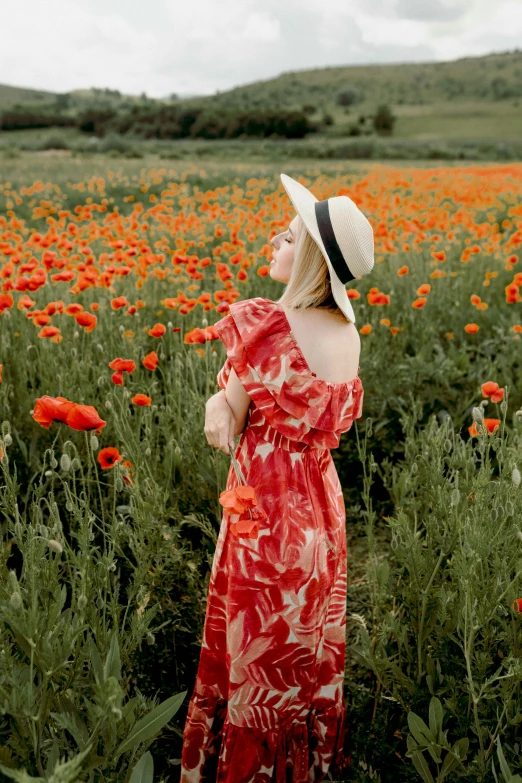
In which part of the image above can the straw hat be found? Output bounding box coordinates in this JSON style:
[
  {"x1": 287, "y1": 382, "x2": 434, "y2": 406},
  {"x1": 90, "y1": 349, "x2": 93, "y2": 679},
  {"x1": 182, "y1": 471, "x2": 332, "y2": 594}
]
[{"x1": 280, "y1": 173, "x2": 374, "y2": 323}]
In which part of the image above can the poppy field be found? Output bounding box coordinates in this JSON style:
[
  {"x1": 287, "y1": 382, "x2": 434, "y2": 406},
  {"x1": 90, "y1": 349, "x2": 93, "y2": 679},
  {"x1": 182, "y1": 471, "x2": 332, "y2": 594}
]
[{"x1": 0, "y1": 157, "x2": 522, "y2": 782}]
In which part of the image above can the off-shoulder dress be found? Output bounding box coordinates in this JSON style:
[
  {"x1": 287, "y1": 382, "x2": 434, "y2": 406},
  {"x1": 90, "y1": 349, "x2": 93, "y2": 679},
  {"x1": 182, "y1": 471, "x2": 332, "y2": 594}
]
[{"x1": 180, "y1": 297, "x2": 364, "y2": 783}]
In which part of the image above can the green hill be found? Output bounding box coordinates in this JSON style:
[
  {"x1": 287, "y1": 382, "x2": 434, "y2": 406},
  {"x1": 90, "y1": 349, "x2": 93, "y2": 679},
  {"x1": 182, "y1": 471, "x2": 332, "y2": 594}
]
[
  {"x1": 1, "y1": 49, "x2": 521, "y2": 144},
  {"x1": 188, "y1": 49, "x2": 522, "y2": 111}
]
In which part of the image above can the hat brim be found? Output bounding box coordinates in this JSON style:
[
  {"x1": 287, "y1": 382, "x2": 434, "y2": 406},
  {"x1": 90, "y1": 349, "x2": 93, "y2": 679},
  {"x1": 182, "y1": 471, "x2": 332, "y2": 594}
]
[{"x1": 280, "y1": 173, "x2": 356, "y2": 324}]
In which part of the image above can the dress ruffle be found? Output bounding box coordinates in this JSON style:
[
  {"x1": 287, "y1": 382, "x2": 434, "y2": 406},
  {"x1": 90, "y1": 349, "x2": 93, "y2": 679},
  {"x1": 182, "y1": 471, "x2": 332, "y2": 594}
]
[
  {"x1": 214, "y1": 298, "x2": 363, "y2": 449},
  {"x1": 181, "y1": 689, "x2": 352, "y2": 783}
]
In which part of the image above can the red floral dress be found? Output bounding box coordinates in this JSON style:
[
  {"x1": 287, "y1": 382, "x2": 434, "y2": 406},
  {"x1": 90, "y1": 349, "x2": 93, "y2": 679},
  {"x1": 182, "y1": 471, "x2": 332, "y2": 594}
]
[{"x1": 180, "y1": 297, "x2": 364, "y2": 783}]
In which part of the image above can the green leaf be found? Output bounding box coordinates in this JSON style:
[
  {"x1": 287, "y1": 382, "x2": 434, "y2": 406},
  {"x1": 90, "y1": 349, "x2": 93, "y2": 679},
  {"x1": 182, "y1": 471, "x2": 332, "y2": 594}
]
[
  {"x1": 408, "y1": 711, "x2": 435, "y2": 747},
  {"x1": 440, "y1": 740, "x2": 468, "y2": 782},
  {"x1": 429, "y1": 697, "x2": 443, "y2": 739},
  {"x1": 0, "y1": 763, "x2": 45, "y2": 782},
  {"x1": 114, "y1": 690, "x2": 187, "y2": 759},
  {"x1": 88, "y1": 633, "x2": 104, "y2": 684},
  {"x1": 103, "y1": 631, "x2": 121, "y2": 683},
  {"x1": 497, "y1": 735, "x2": 513, "y2": 782},
  {"x1": 47, "y1": 744, "x2": 93, "y2": 783},
  {"x1": 129, "y1": 752, "x2": 154, "y2": 783},
  {"x1": 410, "y1": 751, "x2": 435, "y2": 783}
]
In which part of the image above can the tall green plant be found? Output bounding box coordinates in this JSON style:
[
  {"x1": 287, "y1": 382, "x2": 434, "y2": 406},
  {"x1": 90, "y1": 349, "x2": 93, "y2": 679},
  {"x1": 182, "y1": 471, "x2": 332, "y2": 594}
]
[
  {"x1": 0, "y1": 431, "x2": 187, "y2": 781},
  {"x1": 352, "y1": 391, "x2": 522, "y2": 782}
]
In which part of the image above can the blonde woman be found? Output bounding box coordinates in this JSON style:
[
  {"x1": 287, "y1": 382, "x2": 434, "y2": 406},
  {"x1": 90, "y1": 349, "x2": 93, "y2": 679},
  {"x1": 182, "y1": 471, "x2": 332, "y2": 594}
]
[{"x1": 180, "y1": 173, "x2": 374, "y2": 783}]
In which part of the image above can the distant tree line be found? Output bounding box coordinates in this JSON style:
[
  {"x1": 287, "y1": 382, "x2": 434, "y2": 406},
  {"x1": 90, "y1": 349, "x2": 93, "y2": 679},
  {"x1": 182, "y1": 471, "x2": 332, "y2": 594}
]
[{"x1": 0, "y1": 103, "x2": 320, "y2": 139}]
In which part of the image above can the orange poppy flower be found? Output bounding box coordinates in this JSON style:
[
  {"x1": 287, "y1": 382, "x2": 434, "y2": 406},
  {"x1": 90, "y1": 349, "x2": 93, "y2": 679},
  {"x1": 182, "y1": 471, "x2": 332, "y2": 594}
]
[
  {"x1": 481, "y1": 381, "x2": 504, "y2": 402},
  {"x1": 97, "y1": 447, "x2": 123, "y2": 470},
  {"x1": 132, "y1": 394, "x2": 152, "y2": 406},
  {"x1": 75, "y1": 312, "x2": 97, "y2": 332},
  {"x1": 464, "y1": 323, "x2": 479, "y2": 334},
  {"x1": 219, "y1": 485, "x2": 267, "y2": 539},
  {"x1": 148, "y1": 323, "x2": 166, "y2": 338},
  {"x1": 108, "y1": 358, "x2": 136, "y2": 373},
  {"x1": 111, "y1": 296, "x2": 129, "y2": 310},
  {"x1": 142, "y1": 351, "x2": 159, "y2": 370},
  {"x1": 512, "y1": 598, "x2": 522, "y2": 613},
  {"x1": 468, "y1": 418, "x2": 501, "y2": 437},
  {"x1": 431, "y1": 251, "x2": 446, "y2": 262},
  {"x1": 412, "y1": 297, "x2": 427, "y2": 309},
  {"x1": 417, "y1": 284, "x2": 431, "y2": 295}
]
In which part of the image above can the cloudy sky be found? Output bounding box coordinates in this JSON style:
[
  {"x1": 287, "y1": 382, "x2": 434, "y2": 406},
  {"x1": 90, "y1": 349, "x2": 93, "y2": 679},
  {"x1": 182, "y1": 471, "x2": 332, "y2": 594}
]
[{"x1": 2, "y1": 0, "x2": 521, "y2": 98}]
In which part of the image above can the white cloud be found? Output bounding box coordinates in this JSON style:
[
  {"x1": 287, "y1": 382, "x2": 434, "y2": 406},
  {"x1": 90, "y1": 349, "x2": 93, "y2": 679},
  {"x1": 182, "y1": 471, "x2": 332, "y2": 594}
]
[{"x1": 0, "y1": 0, "x2": 519, "y2": 98}]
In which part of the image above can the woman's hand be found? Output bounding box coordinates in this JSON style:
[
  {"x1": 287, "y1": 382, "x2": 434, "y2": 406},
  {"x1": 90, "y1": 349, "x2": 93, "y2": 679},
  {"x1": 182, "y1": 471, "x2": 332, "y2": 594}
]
[{"x1": 204, "y1": 390, "x2": 237, "y2": 456}]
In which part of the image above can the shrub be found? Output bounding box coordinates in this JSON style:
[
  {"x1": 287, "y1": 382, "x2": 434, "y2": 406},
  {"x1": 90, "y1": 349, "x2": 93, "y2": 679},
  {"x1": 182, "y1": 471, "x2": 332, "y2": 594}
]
[{"x1": 373, "y1": 104, "x2": 396, "y2": 135}]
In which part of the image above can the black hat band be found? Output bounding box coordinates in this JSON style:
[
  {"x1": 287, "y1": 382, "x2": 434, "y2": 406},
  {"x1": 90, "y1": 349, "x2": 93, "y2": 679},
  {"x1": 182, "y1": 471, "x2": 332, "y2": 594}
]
[{"x1": 314, "y1": 200, "x2": 355, "y2": 285}]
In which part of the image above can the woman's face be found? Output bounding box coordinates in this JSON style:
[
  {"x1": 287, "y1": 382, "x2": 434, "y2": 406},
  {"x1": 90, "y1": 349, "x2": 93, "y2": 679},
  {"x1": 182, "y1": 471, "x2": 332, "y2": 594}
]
[{"x1": 269, "y1": 215, "x2": 301, "y2": 284}]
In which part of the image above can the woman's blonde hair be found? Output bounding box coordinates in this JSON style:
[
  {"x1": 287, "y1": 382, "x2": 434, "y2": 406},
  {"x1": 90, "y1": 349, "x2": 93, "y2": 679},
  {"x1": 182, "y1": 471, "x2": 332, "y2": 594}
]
[{"x1": 276, "y1": 218, "x2": 348, "y2": 321}]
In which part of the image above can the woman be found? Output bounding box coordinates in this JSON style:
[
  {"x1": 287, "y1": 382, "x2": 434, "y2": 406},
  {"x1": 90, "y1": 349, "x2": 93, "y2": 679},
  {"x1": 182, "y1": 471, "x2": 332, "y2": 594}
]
[{"x1": 180, "y1": 173, "x2": 374, "y2": 783}]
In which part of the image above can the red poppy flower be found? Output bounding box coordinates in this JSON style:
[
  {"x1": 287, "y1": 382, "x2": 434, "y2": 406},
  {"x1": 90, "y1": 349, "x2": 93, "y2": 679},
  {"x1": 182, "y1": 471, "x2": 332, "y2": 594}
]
[
  {"x1": 132, "y1": 394, "x2": 152, "y2": 406},
  {"x1": 142, "y1": 351, "x2": 159, "y2": 371},
  {"x1": 97, "y1": 447, "x2": 123, "y2": 469},
  {"x1": 111, "y1": 370, "x2": 124, "y2": 386},
  {"x1": 512, "y1": 598, "x2": 522, "y2": 613},
  {"x1": 65, "y1": 403, "x2": 107, "y2": 434},
  {"x1": 32, "y1": 396, "x2": 74, "y2": 428}
]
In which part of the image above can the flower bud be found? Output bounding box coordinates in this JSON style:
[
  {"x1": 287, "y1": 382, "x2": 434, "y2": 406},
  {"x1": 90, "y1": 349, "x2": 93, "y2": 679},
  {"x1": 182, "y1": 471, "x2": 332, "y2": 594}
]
[
  {"x1": 71, "y1": 457, "x2": 81, "y2": 471},
  {"x1": 472, "y1": 407, "x2": 484, "y2": 422},
  {"x1": 10, "y1": 592, "x2": 22, "y2": 610},
  {"x1": 146, "y1": 633, "x2": 155, "y2": 646},
  {"x1": 144, "y1": 447, "x2": 151, "y2": 457},
  {"x1": 65, "y1": 500, "x2": 74, "y2": 512},
  {"x1": 3, "y1": 433, "x2": 12, "y2": 447},
  {"x1": 44, "y1": 470, "x2": 53, "y2": 477},
  {"x1": 77, "y1": 594, "x2": 88, "y2": 610},
  {"x1": 105, "y1": 400, "x2": 112, "y2": 410},
  {"x1": 60, "y1": 454, "x2": 71, "y2": 472},
  {"x1": 513, "y1": 468, "x2": 521, "y2": 488},
  {"x1": 90, "y1": 435, "x2": 99, "y2": 451},
  {"x1": 1, "y1": 421, "x2": 11, "y2": 436},
  {"x1": 96, "y1": 343, "x2": 104, "y2": 353},
  {"x1": 112, "y1": 707, "x2": 123, "y2": 720},
  {"x1": 47, "y1": 539, "x2": 63, "y2": 554},
  {"x1": 201, "y1": 318, "x2": 208, "y2": 327},
  {"x1": 174, "y1": 446, "x2": 181, "y2": 455}
]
